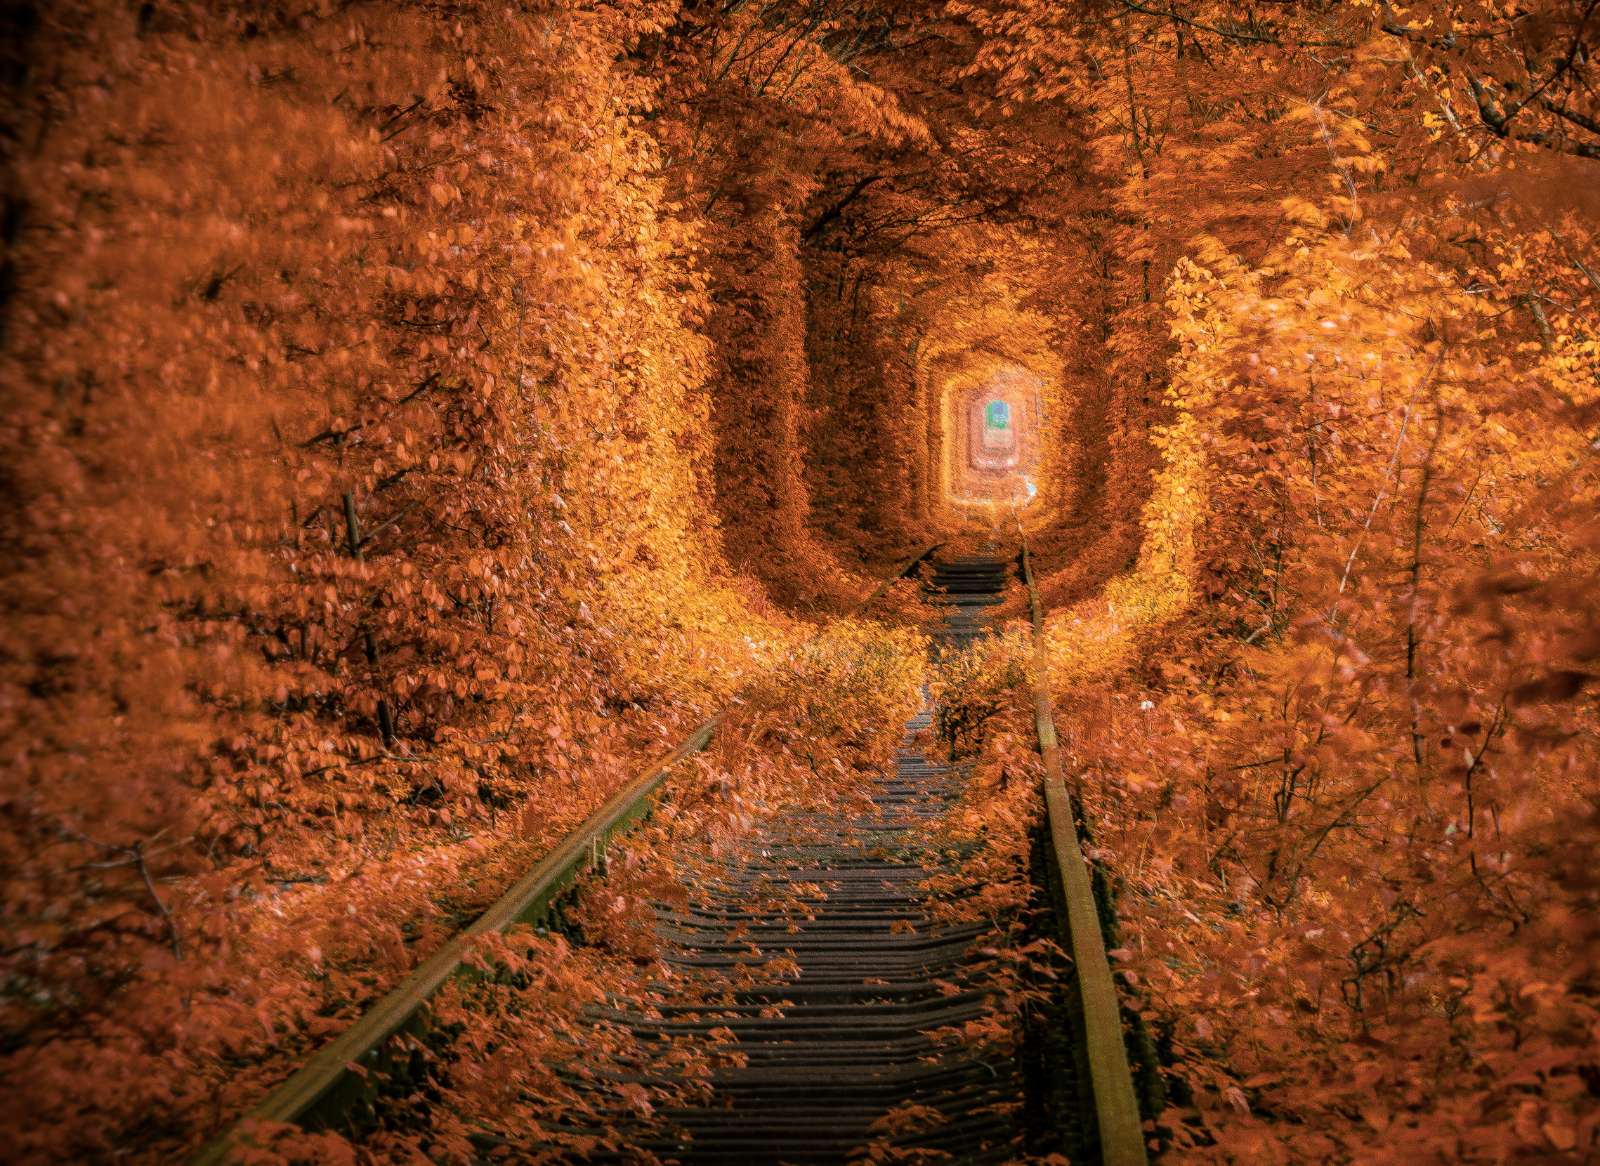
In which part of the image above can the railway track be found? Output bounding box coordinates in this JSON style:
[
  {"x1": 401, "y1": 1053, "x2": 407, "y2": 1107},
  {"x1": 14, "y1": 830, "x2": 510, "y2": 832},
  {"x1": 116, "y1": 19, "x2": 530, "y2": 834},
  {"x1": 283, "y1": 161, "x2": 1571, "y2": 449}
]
[
  {"x1": 562, "y1": 555, "x2": 1026, "y2": 1163},
  {"x1": 195, "y1": 549, "x2": 1151, "y2": 1165}
]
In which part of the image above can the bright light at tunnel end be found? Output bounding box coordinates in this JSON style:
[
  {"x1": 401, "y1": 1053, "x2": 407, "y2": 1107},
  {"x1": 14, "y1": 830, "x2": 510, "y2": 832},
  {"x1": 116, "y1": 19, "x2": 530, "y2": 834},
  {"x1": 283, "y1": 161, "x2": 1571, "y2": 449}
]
[{"x1": 940, "y1": 367, "x2": 1044, "y2": 512}]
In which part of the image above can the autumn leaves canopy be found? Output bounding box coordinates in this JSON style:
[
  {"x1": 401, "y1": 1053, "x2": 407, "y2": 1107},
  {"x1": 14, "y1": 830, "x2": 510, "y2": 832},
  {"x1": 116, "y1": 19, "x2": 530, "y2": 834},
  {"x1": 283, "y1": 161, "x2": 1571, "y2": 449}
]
[{"x1": 2, "y1": 0, "x2": 1598, "y2": 1162}]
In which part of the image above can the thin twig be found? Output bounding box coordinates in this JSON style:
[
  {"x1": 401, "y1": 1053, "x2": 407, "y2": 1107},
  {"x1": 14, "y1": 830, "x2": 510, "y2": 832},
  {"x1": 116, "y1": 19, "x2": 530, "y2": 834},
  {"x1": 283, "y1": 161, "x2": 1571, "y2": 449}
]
[{"x1": 132, "y1": 841, "x2": 183, "y2": 959}]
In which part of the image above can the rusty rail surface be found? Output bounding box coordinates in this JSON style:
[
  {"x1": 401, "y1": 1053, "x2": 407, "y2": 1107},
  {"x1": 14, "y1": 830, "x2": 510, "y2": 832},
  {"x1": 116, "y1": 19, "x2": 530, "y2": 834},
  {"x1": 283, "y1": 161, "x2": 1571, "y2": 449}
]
[
  {"x1": 191, "y1": 544, "x2": 938, "y2": 1165},
  {"x1": 1020, "y1": 539, "x2": 1149, "y2": 1166}
]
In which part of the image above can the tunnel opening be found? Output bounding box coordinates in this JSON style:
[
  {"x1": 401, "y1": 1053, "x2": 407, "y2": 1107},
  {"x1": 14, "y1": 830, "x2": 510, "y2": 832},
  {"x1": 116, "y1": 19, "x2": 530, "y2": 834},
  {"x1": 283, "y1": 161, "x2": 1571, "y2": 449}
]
[{"x1": 940, "y1": 361, "x2": 1043, "y2": 511}]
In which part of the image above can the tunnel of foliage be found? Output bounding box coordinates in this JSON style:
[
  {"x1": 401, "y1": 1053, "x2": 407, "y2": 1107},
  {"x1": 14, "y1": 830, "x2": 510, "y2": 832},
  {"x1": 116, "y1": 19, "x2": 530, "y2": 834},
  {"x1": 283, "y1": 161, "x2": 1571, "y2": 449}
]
[{"x1": 1, "y1": 0, "x2": 1597, "y2": 1162}]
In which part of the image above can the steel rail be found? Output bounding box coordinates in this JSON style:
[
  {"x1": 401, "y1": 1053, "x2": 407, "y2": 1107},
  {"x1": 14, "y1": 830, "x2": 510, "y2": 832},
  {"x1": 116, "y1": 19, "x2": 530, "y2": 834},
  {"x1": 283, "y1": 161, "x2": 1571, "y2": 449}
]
[
  {"x1": 190, "y1": 544, "x2": 939, "y2": 1165},
  {"x1": 1019, "y1": 538, "x2": 1149, "y2": 1166}
]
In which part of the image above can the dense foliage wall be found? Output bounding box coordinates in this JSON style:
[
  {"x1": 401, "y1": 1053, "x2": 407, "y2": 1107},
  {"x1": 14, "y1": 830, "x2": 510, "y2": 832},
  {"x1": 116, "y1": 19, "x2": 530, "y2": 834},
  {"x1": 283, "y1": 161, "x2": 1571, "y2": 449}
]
[
  {"x1": 959, "y1": 1, "x2": 1600, "y2": 1159},
  {"x1": 0, "y1": 2, "x2": 794, "y2": 1157}
]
